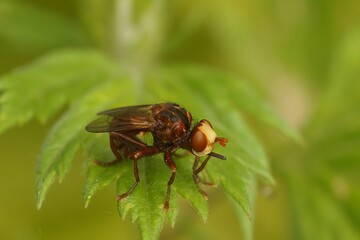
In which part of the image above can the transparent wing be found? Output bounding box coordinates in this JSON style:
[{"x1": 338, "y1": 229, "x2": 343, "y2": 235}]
[{"x1": 85, "y1": 104, "x2": 155, "y2": 133}]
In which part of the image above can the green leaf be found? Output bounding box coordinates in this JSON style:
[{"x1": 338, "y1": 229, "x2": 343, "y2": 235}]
[
  {"x1": 280, "y1": 27, "x2": 360, "y2": 240},
  {"x1": 116, "y1": 157, "x2": 176, "y2": 240},
  {"x1": 36, "y1": 78, "x2": 136, "y2": 208},
  {"x1": 1, "y1": 48, "x2": 297, "y2": 239},
  {"x1": 0, "y1": 1, "x2": 87, "y2": 52},
  {"x1": 83, "y1": 134, "x2": 127, "y2": 208},
  {"x1": 143, "y1": 67, "x2": 279, "y2": 218},
  {"x1": 285, "y1": 172, "x2": 360, "y2": 240},
  {"x1": 146, "y1": 66, "x2": 276, "y2": 179},
  {"x1": 233, "y1": 174, "x2": 256, "y2": 240},
  {"x1": 0, "y1": 49, "x2": 116, "y2": 134},
  {"x1": 173, "y1": 154, "x2": 209, "y2": 222}
]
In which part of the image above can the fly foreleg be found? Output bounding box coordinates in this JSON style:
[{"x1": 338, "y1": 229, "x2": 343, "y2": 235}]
[{"x1": 192, "y1": 155, "x2": 215, "y2": 200}]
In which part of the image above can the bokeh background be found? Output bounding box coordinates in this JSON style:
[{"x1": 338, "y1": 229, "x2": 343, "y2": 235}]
[{"x1": 1, "y1": 0, "x2": 360, "y2": 239}]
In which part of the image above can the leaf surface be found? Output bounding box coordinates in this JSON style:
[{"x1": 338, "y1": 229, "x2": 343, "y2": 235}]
[
  {"x1": 0, "y1": 1, "x2": 87, "y2": 52},
  {"x1": 0, "y1": 50, "x2": 299, "y2": 239},
  {"x1": 0, "y1": 49, "x2": 115, "y2": 134},
  {"x1": 281, "y1": 28, "x2": 360, "y2": 240}
]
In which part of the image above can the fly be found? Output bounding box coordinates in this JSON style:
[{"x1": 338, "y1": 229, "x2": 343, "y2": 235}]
[{"x1": 85, "y1": 102, "x2": 228, "y2": 210}]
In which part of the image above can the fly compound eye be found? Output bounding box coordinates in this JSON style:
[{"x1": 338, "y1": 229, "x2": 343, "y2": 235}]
[{"x1": 191, "y1": 129, "x2": 208, "y2": 153}]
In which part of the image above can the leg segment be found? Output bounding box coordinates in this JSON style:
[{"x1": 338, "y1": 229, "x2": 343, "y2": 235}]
[
  {"x1": 113, "y1": 134, "x2": 159, "y2": 201},
  {"x1": 131, "y1": 145, "x2": 159, "y2": 160},
  {"x1": 111, "y1": 131, "x2": 159, "y2": 160},
  {"x1": 93, "y1": 133, "x2": 123, "y2": 166},
  {"x1": 95, "y1": 132, "x2": 159, "y2": 166},
  {"x1": 95, "y1": 132, "x2": 161, "y2": 201},
  {"x1": 117, "y1": 158, "x2": 140, "y2": 201},
  {"x1": 192, "y1": 155, "x2": 214, "y2": 200},
  {"x1": 164, "y1": 151, "x2": 177, "y2": 210},
  {"x1": 193, "y1": 156, "x2": 214, "y2": 184},
  {"x1": 110, "y1": 133, "x2": 123, "y2": 161},
  {"x1": 111, "y1": 131, "x2": 148, "y2": 148},
  {"x1": 194, "y1": 155, "x2": 211, "y2": 175}
]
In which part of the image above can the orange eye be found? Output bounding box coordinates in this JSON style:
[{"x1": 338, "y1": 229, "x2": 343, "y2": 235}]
[{"x1": 191, "y1": 130, "x2": 207, "y2": 152}]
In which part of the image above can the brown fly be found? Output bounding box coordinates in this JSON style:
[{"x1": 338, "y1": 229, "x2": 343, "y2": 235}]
[{"x1": 85, "y1": 103, "x2": 228, "y2": 210}]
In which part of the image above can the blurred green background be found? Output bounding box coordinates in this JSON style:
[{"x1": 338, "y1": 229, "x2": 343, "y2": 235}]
[{"x1": 1, "y1": 0, "x2": 360, "y2": 239}]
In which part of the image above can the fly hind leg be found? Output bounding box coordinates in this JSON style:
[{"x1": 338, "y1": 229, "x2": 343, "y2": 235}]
[
  {"x1": 117, "y1": 158, "x2": 139, "y2": 202},
  {"x1": 116, "y1": 146, "x2": 160, "y2": 202},
  {"x1": 93, "y1": 133, "x2": 123, "y2": 166},
  {"x1": 164, "y1": 151, "x2": 177, "y2": 210},
  {"x1": 111, "y1": 133, "x2": 159, "y2": 202}
]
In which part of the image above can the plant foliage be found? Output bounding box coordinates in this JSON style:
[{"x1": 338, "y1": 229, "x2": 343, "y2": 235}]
[
  {"x1": 3, "y1": 1, "x2": 359, "y2": 240},
  {"x1": 0, "y1": 48, "x2": 298, "y2": 239},
  {"x1": 276, "y1": 29, "x2": 360, "y2": 240}
]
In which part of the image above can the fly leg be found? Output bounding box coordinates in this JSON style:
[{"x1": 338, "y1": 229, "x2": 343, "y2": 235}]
[
  {"x1": 193, "y1": 156, "x2": 215, "y2": 186},
  {"x1": 93, "y1": 133, "x2": 123, "y2": 166},
  {"x1": 92, "y1": 131, "x2": 160, "y2": 202},
  {"x1": 164, "y1": 151, "x2": 177, "y2": 210},
  {"x1": 193, "y1": 155, "x2": 214, "y2": 200},
  {"x1": 115, "y1": 137, "x2": 159, "y2": 202},
  {"x1": 95, "y1": 131, "x2": 151, "y2": 167},
  {"x1": 117, "y1": 158, "x2": 139, "y2": 202},
  {"x1": 116, "y1": 145, "x2": 160, "y2": 202}
]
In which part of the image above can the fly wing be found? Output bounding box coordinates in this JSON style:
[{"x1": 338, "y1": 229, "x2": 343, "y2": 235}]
[{"x1": 85, "y1": 104, "x2": 155, "y2": 133}]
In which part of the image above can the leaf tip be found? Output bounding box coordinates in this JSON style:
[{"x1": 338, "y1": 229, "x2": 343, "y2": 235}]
[
  {"x1": 238, "y1": 203, "x2": 253, "y2": 221},
  {"x1": 35, "y1": 171, "x2": 56, "y2": 211},
  {"x1": 36, "y1": 189, "x2": 45, "y2": 210},
  {"x1": 117, "y1": 201, "x2": 132, "y2": 220},
  {"x1": 83, "y1": 194, "x2": 91, "y2": 208},
  {"x1": 36, "y1": 201, "x2": 43, "y2": 210},
  {"x1": 165, "y1": 205, "x2": 179, "y2": 227}
]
